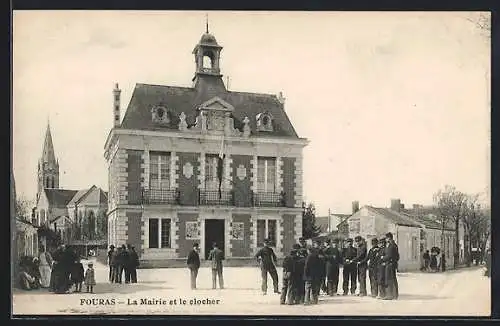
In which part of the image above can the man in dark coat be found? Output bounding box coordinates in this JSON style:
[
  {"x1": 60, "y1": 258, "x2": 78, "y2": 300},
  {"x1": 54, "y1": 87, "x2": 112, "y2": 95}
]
[
  {"x1": 208, "y1": 242, "x2": 224, "y2": 289},
  {"x1": 365, "y1": 238, "x2": 381, "y2": 297},
  {"x1": 107, "y1": 245, "x2": 115, "y2": 282},
  {"x1": 376, "y1": 237, "x2": 387, "y2": 299},
  {"x1": 280, "y1": 245, "x2": 298, "y2": 305},
  {"x1": 114, "y1": 246, "x2": 126, "y2": 284},
  {"x1": 187, "y1": 243, "x2": 201, "y2": 289},
  {"x1": 110, "y1": 246, "x2": 119, "y2": 283},
  {"x1": 123, "y1": 245, "x2": 132, "y2": 284},
  {"x1": 380, "y1": 232, "x2": 399, "y2": 300},
  {"x1": 255, "y1": 239, "x2": 280, "y2": 295},
  {"x1": 298, "y1": 237, "x2": 307, "y2": 249},
  {"x1": 127, "y1": 245, "x2": 140, "y2": 283},
  {"x1": 352, "y1": 236, "x2": 368, "y2": 296},
  {"x1": 342, "y1": 238, "x2": 358, "y2": 295},
  {"x1": 324, "y1": 239, "x2": 342, "y2": 296},
  {"x1": 318, "y1": 241, "x2": 328, "y2": 294},
  {"x1": 304, "y1": 245, "x2": 323, "y2": 305},
  {"x1": 294, "y1": 248, "x2": 307, "y2": 304}
]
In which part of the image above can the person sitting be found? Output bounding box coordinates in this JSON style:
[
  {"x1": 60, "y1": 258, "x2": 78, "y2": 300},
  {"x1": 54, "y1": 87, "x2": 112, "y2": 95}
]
[{"x1": 19, "y1": 265, "x2": 41, "y2": 290}]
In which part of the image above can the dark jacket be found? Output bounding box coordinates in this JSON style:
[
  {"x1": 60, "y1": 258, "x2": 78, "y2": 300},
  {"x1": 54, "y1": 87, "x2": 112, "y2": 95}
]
[
  {"x1": 129, "y1": 249, "x2": 140, "y2": 268},
  {"x1": 187, "y1": 249, "x2": 200, "y2": 269},
  {"x1": 70, "y1": 262, "x2": 85, "y2": 282},
  {"x1": 365, "y1": 246, "x2": 380, "y2": 269},
  {"x1": 324, "y1": 246, "x2": 342, "y2": 266},
  {"x1": 304, "y1": 249, "x2": 323, "y2": 281},
  {"x1": 282, "y1": 254, "x2": 295, "y2": 280},
  {"x1": 294, "y1": 252, "x2": 306, "y2": 282},
  {"x1": 352, "y1": 242, "x2": 368, "y2": 267},
  {"x1": 107, "y1": 250, "x2": 114, "y2": 266},
  {"x1": 255, "y1": 246, "x2": 277, "y2": 270},
  {"x1": 110, "y1": 250, "x2": 119, "y2": 267},
  {"x1": 342, "y1": 246, "x2": 357, "y2": 267},
  {"x1": 208, "y1": 248, "x2": 224, "y2": 270},
  {"x1": 382, "y1": 241, "x2": 399, "y2": 264}
]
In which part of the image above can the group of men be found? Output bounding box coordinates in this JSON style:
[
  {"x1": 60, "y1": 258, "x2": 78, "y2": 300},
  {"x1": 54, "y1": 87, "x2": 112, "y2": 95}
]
[
  {"x1": 107, "y1": 244, "x2": 140, "y2": 284},
  {"x1": 255, "y1": 232, "x2": 400, "y2": 305}
]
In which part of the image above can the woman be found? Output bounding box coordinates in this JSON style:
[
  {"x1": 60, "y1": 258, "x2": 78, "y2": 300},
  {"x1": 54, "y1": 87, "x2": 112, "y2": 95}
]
[{"x1": 38, "y1": 246, "x2": 53, "y2": 288}]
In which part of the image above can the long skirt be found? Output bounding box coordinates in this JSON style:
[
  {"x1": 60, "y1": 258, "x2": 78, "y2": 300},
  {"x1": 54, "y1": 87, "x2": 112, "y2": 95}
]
[{"x1": 39, "y1": 265, "x2": 52, "y2": 288}]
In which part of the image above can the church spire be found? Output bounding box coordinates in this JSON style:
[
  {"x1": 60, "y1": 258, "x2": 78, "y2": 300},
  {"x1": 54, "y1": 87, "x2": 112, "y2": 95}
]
[{"x1": 41, "y1": 120, "x2": 57, "y2": 165}]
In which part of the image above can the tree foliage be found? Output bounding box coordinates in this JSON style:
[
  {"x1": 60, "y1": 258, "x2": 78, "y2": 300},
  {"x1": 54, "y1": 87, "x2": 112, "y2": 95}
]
[{"x1": 302, "y1": 202, "x2": 321, "y2": 239}]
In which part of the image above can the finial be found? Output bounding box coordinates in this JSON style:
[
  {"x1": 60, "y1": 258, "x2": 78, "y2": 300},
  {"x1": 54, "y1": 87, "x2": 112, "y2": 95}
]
[{"x1": 206, "y1": 13, "x2": 209, "y2": 33}]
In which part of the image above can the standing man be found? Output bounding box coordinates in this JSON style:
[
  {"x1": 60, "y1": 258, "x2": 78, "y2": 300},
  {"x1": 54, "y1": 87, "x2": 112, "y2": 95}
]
[
  {"x1": 280, "y1": 245, "x2": 298, "y2": 305},
  {"x1": 294, "y1": 247, "x2": 307, "y2": 304},
  {"x1": 128, "y1": 245, "x2": 139, "y2": 283},
  {"x1": 107, "y1": 245, "x2": 115, "y2": 283},
  {"x1": 324, "y1": 238, "x2": 342, "y2": 296},
  {"x1": 298, "y1": 237, "x2": 307, "y2": 249},
  {"x1": 187, "y1": 243, "x2": 201, "y2": 289},
  {"x1": 376, "y1": 237, "x2": 387, "y2": 299},
  {"x1": 366, "y1": 238, "x2": 381, "y2": 298},
  {"x1": 303, "y1": 244, "x2": 323, "y2": 305},
  {"x1": 208, "y1": 242, "x2": 224, "y2": 289},
  {"x1": 352, "y1": 236, "x2": 368, "y2": 296},
  {"x1": 123, "y1": 245, "x2": 132, "y2": 284},
  {"x1": 318, "y1": 241, "x2": 328, "y2": 294},
  {"x1": 381, "y1": 232, "x2": 399, "y2": 300},
  {"x1": 255, "y1": 238, "x2": 280, "y2": 295},
  {"x1": 342, "y1": 238, "x2": 357, "y2": 295}
]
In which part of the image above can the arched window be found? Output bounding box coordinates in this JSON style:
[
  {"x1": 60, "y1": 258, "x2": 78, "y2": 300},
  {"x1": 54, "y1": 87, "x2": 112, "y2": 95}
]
[
  {"x1": 40, "y1": 209, "x2": 46, "y2": 224},
  {"x1": 46, "y1": 177, "x2": 50, "y2": 188},
  {"x1": 50, "y1": 177, "x2": 54, "y2": 188},
  {"x1": 203, "y1": 55, "x2": 213, "y2": 69}
]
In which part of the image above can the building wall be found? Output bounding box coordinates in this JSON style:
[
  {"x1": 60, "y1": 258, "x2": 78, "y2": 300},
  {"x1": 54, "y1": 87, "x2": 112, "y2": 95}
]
[
  {"x1": 127, "y1": 211, "x2": 143, "y2": 255},
  {"x1": 230, "y1": 213, "x2": 251, "y2": 257},
  {"x1": 395, "y1": 224, "x2": 421, "y2": 272},
  {"x1": 176, "y1": 152, "x2": 200, "y2": 206},
  {"x1": 231, "y1": 155, "x2": 252, "y2": 207},
  {"x1": 281, "y1": 214, "x2": 296, "y2": 256},
  {"x1": 177, "y1": 212, "x2": 199, "y2": 258},
  {"x1": 126, "y1": 150, "x2": 143, "y2": 205},
  {"x1": 281, "y1": 157, "x2": 296, "y2": 207}
]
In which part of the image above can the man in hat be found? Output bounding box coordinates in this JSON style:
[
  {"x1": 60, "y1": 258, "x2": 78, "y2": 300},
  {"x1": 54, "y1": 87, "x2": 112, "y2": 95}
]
[
  {"x1": 294, "y1": 247, "x2": 308, "y2": 304},
  {"x1": 187, "y1": 243, "x2": 201, "y2": 289},
  {"x1": 366, "y1": 238, "x2": 381, "y2": 297},
  {"x1": 352, "y1": 236, "x2": 368, "y2": 296},
  {"x1": 304, "y1": 245, "x2": 323, "y2": 305},
  {"x1": 324, "y1": 238, "x2": 342, "y2": 296},
  {"x1": 208, "y1": 242, "x2": 224, "y2": 289},
  {"x1": 107, "y1": 245, "x2": 115, "y2": 283},
  {"x1": 342, "y1": 238, "x2": 358, "y2": 295},
  {"x1": 298, "y1": 237, "x2": 307, "y2": 249},
  {"x1": 381, "y1": 232, "x2": 399, "y2": 300},
  {"x1": 128, "y1": 245, "x2": 139, "y2": 283},
  {"x1": 255, "y1": 238, "x2": 280, "y2": 295},
  {"x1": 376, "y1": 236, "x2": 387, "y2": 299},
  {"x1": 317, "y1": 240, "x2": 328, "y2": 295},
  {"x1": 280, "y1": 245, "x2": 298, "y2": 304}
]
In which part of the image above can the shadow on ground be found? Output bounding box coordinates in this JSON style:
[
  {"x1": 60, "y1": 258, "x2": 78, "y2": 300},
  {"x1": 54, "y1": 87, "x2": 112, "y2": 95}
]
[{"x1": 396, "y1": 293, "x2": 449, "y2": 301}]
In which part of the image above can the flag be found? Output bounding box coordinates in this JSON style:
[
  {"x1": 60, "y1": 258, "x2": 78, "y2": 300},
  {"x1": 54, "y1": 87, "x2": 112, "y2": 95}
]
[
  {"x1": 217, "y1": 134, "x2": 225, "y2": 198},
  {"x1": 218, "y1": 134, "x2": 225, "y2": 159}
]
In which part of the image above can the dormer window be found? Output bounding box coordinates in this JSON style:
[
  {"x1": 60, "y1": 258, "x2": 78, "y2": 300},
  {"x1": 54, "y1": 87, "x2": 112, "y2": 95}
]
[
  {"x1": 256, "y1": 112, "x2": 274, "y2": 132},
  {"x1": 152, "y1": 105, "x2": 170, "y2": 125}
]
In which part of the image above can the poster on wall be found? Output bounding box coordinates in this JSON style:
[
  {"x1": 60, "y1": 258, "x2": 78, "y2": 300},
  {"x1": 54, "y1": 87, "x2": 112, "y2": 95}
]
[
  {"x1": 185, "y1": 221, "x2": 200, "y2": 240},
  {"x1": 231, "y1": 222, "x2": 244, "y2": 240}
]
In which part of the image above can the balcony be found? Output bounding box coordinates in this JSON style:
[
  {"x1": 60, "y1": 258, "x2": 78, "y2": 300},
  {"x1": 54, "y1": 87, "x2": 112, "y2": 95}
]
[
  {"x1": 142, "y1": 188, "x2": 180, "y2": 205},
  {"x1": 252, "y1": 191, "x2": 285, "y2": 207},
  {"x1": 199, "y1": 190, "x2": 234, "y2": 206}
]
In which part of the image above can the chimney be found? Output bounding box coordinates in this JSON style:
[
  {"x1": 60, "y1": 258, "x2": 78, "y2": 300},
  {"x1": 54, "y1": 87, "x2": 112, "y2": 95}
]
[
  {"x1": 390, "y1": 198, "x2": 401, "y2": 212},
  {"x1": 113, "y1": 83, "x2": 121, "y2": 127},
  {"x1": 352, "y1": 201, "x2": 360, "y2": 214}
]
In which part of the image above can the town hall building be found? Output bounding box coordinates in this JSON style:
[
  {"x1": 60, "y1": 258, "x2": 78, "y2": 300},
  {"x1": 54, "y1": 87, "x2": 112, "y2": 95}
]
[{"x1": 104, "y1": 28, "x2": 308, "y2": 266}]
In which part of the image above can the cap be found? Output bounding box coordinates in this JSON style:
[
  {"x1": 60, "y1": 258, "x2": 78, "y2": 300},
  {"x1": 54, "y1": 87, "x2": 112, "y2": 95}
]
[
  {"x1": 354, "y1": 236, "x2": 362, "y2": 242},
  {"x1": 110, "y1": 245, "x2": 115, "y2": 249},
  {"x1": 371, "y1": 238, "x2": 379, "y2": 244},
  {"x1": 346, "y1": 238, "x2": 353, "y2": 243},
  {"x1": 385, "y1": 232, "x2": 393, "y2": 239}
]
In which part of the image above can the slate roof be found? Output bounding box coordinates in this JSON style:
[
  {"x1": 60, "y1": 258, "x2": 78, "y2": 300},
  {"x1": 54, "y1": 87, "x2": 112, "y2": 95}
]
[
  {"x1": 67, "y1": 188, "x2": 91, "y2": 206},
  {"x1": 120, "y1": 77, "x2": 299, "y2": 138},
  {"x1": 100, "y1": 191, "x2": 108, "y2": 204},
  {"x1": 44, "y1": 189, "x2": 78, "y2": 207},
  {"x1": 315, "y1": 216, "x2": 329, "y2": 233},
  {"x1": 367, "y1": 206, "x2": 422, "y2": 228}
]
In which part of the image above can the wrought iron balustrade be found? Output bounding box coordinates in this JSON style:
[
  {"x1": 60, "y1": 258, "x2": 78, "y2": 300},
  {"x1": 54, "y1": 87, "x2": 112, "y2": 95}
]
[
  {"x1": 199, "y1": 190, "x2": 234, "y2": 206},
  {"x1": 142, "y1": 188, "x2": 179, "y2": 205},
  {"x1": 253, "y1": 191, "x2": 285, "y2": 207}
]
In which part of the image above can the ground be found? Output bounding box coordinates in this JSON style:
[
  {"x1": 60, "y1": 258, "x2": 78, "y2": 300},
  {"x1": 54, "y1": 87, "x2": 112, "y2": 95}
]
[{"x1": 12, "y1": 259, "x2": 490, "y2": 316}]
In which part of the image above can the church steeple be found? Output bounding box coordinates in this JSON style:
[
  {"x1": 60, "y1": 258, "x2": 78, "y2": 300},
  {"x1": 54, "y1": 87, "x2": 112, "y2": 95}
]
[
  {"x1": 37, "y1": 120, "x2": 60, "y2": 199},
  {"x1": 192, "y1": 19, "x2": 224, "y2": 82}
]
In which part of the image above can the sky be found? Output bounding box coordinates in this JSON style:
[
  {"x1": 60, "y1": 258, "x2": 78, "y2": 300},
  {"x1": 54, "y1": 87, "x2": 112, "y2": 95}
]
[{"x1": 13, "y1": 11, "x2": 490, "y2": 216}]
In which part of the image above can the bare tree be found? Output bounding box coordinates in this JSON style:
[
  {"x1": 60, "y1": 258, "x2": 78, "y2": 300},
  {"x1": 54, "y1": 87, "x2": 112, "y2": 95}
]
[
  {"x1": 433, "y1": 185, "x2": 467, "y2": 268},
  {"x1": 461, "y1": 194, "x2": 480, "y2": 266},
  {"x1": 15, "y1": 196, "x2": 34, "y2": 221}
]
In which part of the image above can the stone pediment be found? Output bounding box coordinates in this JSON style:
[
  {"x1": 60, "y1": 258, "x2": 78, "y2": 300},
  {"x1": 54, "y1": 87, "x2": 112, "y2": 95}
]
[{"x1": 199, "y1": 97, "x2": 234, "y2": 113}]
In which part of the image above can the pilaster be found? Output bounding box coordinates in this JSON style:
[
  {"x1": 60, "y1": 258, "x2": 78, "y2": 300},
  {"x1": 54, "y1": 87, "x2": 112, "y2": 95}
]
[{"x1": 198, "y1": 152, "x2": 206, "y2": 189}]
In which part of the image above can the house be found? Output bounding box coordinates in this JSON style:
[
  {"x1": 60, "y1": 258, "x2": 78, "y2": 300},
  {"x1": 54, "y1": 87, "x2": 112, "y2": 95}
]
[
  {"x1": 316, "y1": 212, "x2": 351, "y2": 234},
  {"x1": 344, "y1": 204, "x2": 422, "y2": 272},
  {"x1": 34, "y1": 122, "x2": 108, "y2": 249},
  {"x1": 104, "y1": 28, "x2": 308, "y2": 267}
]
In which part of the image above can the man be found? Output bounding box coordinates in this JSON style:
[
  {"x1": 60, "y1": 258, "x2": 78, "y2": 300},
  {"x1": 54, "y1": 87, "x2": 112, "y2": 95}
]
[
  {"x1": 318, "y1": 241, "x2": 328, "y2": 294},
  {"x1": 187, "y1": 243, "x2": 201, "y2": 289},
  {"x1": 381, "y1": 232, "x2": 399, "y2": 300},
  {"x1": 128, "y1": 245, "x2": 140, "y2": 283},
  {"x1": 107, "y1": 245, "x2": 115, "y2": 282},
  {"x1": 255, "y1": 239, "x2": 280, "y2": 295},
  {"x1": 298, "y1": 237, "x2": 307, "y2": 250},
  {"x1": 342, "y1": 238, "x2": 358, "y2": 295},
  {"x1": 324, "y1": 238, "x2": 342, "y2": 296},
  {"x1": 422, "y1": 250, "x2": 430, "y2": 272},
  {"x1": 123, "y1": 245, "x2": 132, "y2": 284},
  {"x1": 303, "y1": 245, "x2": 323, "y2": 305},
  {"x1": 365, "y1": 238, "x2": 380, "y2": 297},
  {"x1": 376, "y1": 237, "x2": 387, "y2": 299},
  {"x1": 352, "y1": 236, "x2": 368, "y2": 296},
  {"x1": 280, "y1": 245, "x2": 298, "y2": 304},
  {"x1": 208, "y1": 242, "x2": 224, "y2": 289},
  {"x1": 114, "y1": 245, "x2": 125, "y2": 284},
  {"x1": 110, "y1": 245, "x2": 119, "y2": 283},
  {"x1": 294, "y1": 248, "x2": 308, "y2": 304}
]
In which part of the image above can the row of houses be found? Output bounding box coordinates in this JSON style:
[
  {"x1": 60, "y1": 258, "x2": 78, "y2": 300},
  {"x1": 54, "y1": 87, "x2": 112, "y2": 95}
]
[{"x1": 316, "y1": 199, "x2": 460, "y2": 272}]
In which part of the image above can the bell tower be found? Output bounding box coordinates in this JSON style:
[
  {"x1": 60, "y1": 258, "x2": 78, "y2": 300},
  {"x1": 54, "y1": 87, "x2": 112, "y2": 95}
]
[
  {"x1": 37, "y1": 120, "x2": 60, "y2": 200},
  {"x1": 192, "y1": 17, "x2": 224, "y2": 82}
]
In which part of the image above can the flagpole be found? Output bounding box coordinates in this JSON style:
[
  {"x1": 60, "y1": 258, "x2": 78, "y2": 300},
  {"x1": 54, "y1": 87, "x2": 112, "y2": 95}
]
[{"x1": 217, "y1": 133, "x2": 225, "y2": 199}]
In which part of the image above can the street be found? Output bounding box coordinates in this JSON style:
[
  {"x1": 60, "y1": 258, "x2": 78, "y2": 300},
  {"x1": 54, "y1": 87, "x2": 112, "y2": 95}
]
[{"x1": 12, "y1": 259, "x2": 490, "y2": 316}]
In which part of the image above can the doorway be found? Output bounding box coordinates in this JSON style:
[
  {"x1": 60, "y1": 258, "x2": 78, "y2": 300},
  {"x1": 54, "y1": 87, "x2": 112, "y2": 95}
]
[{"x1": 204, "y1": 219, "x2": 225, "y2": 260}]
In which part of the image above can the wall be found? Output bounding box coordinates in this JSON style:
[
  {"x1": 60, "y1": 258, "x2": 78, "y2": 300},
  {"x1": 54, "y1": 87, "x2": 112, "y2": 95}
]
[
  {"x1": 281, "y1": 214, "x2": 296, "y2": 256},
  {"x1": 127, "y1": 211, "x2": 143, "y2": 256},
  {"x1": 127, "y1": 150, "x2": 143, "y2": 205},
  {"x1": 177, "y1": 212, "x2": 199, "y2": 258},
  {"x1": 281, "y1": 157, "x2": 296, "y2": 207},
  {"x1": 230, "y1": 213, "x2": 251, "y2": 257},
  {"x1": 231, "y1": 155, "x2": 252, "y2": 207},
  {"x1": 395, "y1": 225, "x2": 421, "y2": 272},
  {"x1": 176, "y1": 152, "x2": 200, "y2": 206}
]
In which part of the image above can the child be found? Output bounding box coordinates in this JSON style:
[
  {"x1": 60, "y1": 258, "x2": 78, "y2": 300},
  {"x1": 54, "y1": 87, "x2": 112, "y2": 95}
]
[
  {"x1": 71, "y1": 258, "x2": 85, "y2": 292},
  {"x1": 84, "y1": 263, "x2": 96, "y2": 293}
]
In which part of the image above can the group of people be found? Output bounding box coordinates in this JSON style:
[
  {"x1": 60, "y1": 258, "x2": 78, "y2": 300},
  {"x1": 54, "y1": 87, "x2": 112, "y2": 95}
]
[
  {"x1": 276, "y1": 233, "x2": 400, "y2": 305},
  {"x1": 18, "y1": 244, "x2": 96, "y2": 293},
  {"x1": 107, "y1": 244, "x2": 140, "y2": 284},
  {"x1": 421, "y1": 248, "x2": 446, "y2": 272}
]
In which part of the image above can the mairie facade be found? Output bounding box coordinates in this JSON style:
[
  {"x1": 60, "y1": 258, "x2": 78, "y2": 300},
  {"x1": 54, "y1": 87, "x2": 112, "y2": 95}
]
[{"x1": 104, "y1": 30, "x2": 308, "y2": 266}]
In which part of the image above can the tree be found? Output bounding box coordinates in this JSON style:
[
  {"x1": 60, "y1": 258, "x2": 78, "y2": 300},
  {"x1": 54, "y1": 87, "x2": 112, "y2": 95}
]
[
  {"x1": 302, "y1": 202, "x2": 321, "y2": 239},
  {"x1": 461, "y1": 194, "x2": 480, "y2": 266},
  {"x1": 15, "y1": 196, "x2": 34, "y2": 221},
  {"x1": 433, "y1": 185, "x2": 467, "y2": 268},
  {"x1": 96, "y1": 209, "x2": 108, "y2": 239},
  {"x1": 470, "y1": 206, "x2": 491, "y2": 264}
]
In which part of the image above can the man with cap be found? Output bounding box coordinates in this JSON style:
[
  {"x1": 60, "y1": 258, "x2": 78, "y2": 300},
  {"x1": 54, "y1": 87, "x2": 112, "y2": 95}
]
[
  {"x1": 324, "y1": 238, "x2": 342, "y2": 296},
  {"x1": 107, "y1": 245, "x2": 115, "y2": 283},
  {"x1": 255, "y1": 238, "x2": 280, "y2": 295},
  {"x1": 303, "y1": 244, "x2": 323, "y2": 305},
  {"x1": 366, "y1": 238, "x2": 381, "y2": 297},
  {"x1": 318, "y1": 240, "x2": 328, "y2": 295},
  {"x1": 381, "y1": 232, "x2": 399, "y2": 300},
  {"x1": 187, "y1": 243, "x2": 201, "y2": 289},
  {"x1": 376, "y1": 236, "x2": 387, "y2": 299},
  {"x1": 208, "y1": 242, "x2": 225, "y2": 289},
  {"x1": 341, "y1": 238, "x2": 358, "y2": 295},
  {"x1": 294, "y1": 247, "x2": 308, "y2": 304},
  {"x1": 351, "y1": 236, "x2": 368, "y2": 296},
  {"x1": 280, "y1": 245, "x2": 299, "y2": 304}
]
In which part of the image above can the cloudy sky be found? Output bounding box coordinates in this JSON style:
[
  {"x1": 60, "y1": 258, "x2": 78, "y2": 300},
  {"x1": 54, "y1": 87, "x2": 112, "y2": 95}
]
[{"x1": 13, "y1": 11, "x2": 490, "y2": 215}]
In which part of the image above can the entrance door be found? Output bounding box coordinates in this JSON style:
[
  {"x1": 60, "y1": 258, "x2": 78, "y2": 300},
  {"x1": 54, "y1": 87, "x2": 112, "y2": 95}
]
[{"x1": 204, "y1": 219, "x2": 225, "y2": 260}]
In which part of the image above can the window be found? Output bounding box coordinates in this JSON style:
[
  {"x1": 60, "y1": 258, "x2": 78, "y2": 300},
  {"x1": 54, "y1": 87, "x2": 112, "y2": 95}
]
[
  {"x1": 205, "y1": 154, "x2": 221, "y2": 190},
  {"x1": 203, "y1": 55, "x2": 212, "y2": 69},
  {"x1": 150, "y1": 152, "x2": 170, "y2": 189},
  {"x1": 257, "y1": 157, "x2": 276, "y2": 192},
  {"x1": 257, "y1": 219, "x2": 277, "y2": 247},
  {"x1": 148, "y1": 218, "x2": 172, "y2": 249}
]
